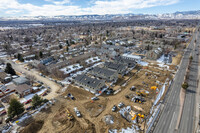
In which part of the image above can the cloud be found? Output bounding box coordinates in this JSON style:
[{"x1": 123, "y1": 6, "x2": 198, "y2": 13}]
[
  {"x1": 44, "y1": 0, "x2": 70, "y2": 5},
  {"x1": 0, "y1": 0, "x2": 180, "y2": 16}
]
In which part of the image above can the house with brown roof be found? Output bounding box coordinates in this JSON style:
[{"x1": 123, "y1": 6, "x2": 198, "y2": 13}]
[
  {"x1": 0, "y1": 71, "x2": 11, "y2": 83},
  {"x1": 0, "y1": 83, "x2": 16, "y2": 96},
  {"x1": 15, "y1": 84, "x2": 32, "y2": 98}
]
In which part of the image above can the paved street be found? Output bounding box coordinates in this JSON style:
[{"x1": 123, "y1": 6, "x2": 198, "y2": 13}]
[
  {"x1": 178, "y1": 29, "x2": 200, "y2": 133},
  {"x1": 153, "y1": 27, "x2": 200, "y2": 133}
]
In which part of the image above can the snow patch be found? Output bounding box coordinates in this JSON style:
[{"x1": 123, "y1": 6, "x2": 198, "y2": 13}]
[{"x1": 138, "y1": 61, "x2": 149, "y2": 66}]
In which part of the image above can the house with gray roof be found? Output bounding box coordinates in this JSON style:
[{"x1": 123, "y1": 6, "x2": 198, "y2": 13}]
[
  {"x1": 74, "y1": 74, "x2": 105, "y2": 94},
  {"x1": 13, "y1": 77, "x2": 30, "y2": 85},
  {"x1": 115, "y1": 56, "x2": 137, "y2": 68},
  {"x1": 89, "y1": 67, "x2": 118, "y2": 82},
  {"x1": 104, "y1": 62, "x2": 128, "y2": 76},
  {"x1": 146, "y1": 47, "x2": 163, "y2": 60}
]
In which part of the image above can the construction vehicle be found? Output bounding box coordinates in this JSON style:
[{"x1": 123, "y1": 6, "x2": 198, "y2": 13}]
[
  {"x1": 151, "y1": 86, "x2": 157, "y2": 90},
  {"x1": 136, "y1": 90, "x2": 149, "y2": 97},
  {"x1": 66, "y1": 109, "x2": 74, "y2": 120},
  {"x1": 133, "y1": 96, "x2": 145, "y2": 103},
  {"x1": 129, "y1": 111, "x2": 144, "y2": 122}
]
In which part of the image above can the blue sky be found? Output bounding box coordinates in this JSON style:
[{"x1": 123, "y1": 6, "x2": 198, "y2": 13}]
[{"x1": 0, "y1": 0, "x2": 199, "y2": 17}]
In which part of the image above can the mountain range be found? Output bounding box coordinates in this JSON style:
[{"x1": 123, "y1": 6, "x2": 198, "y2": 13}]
[{"x1": 1, "y1": 10, "x2": 200, "y2": 21}]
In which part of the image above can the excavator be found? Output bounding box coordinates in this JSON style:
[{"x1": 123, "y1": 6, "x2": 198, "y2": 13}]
[
  {"x1": 66, "y1": 109, "x2": 74, "y2": 120},
  {"x1": 136, "y1": 90, "x2": 149, "y2": 97},
  {"x1": 130, "y1": 111, "x2": 144, "y2": 121},
  {"x1": 133, "y1": 96, "x2": 145, "y2": 103}
]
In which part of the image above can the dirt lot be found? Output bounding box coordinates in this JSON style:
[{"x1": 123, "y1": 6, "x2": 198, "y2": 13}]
[
  {"x1": 172, "y1": 52, "x2": 182, "y2": 65},
  {"x1": 20, "y1": 64, "x2": 173, "y2": 133}
]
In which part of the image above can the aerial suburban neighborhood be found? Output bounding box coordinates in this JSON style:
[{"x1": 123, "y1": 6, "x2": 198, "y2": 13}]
[{"x1": 0, "y1": 1, "x2": 200, "y2": 133}]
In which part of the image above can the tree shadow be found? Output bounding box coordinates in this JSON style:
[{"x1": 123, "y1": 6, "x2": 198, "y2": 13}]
[{"x1": 186, "y1": 89, "x2": 196, "y2": 94}]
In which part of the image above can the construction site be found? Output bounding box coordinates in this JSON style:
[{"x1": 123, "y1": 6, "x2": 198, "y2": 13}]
[{"x1": 17, "y1": 61, "x2": 175, "y2": 133}]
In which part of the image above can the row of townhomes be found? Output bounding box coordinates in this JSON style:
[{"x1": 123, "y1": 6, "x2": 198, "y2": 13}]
[{"x1": 73, "y1": 54, "x2": 139, "y2": 95}]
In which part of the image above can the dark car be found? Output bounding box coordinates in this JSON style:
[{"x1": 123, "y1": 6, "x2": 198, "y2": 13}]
[
  {"x1": 42, "y1": 93, "x2": 47, "y2": 96},
  {"x1": 106, "y1": 89, "x2": 114, "y2": 95},
  {"x1": 71, "y1": 95, "x2": 75, "y2": 100},
  {"x1": 130, "y1": 86, "x2": 136, "y2": 91},
  {"x1": 112, "y1": 105, "x2": 117, "y2": 112},
  {"x1": 37, "y1": 81, "x2": 44, "y2": 84},
  {"x1": 26, "y1": 106, "x2": 32, "y2": 111}
]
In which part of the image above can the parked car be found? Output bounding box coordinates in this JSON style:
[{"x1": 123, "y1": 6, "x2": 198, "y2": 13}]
[
  {"x1": 42, "y1": 93, "x2": 47, "y2": 96},
  {"x1": 25, "y1": 99, "x2": 32, "y2": 104},
  {"x1": 71, "y1": 95, "x2": 75, "y2": 100},
  {"x1": 91, "y1": 97, "x2": 99, "y2": 101},
  {"x1": 37, "y1": 81, "x2": 44, "y2": 84},
  {"x1": 112, "y1": 105, "x2": 117, "y2": 112},
  {"x1": 130, "y1": 86, "x2": 136, "y2": 91},
  {"x1": 106, "y1": 89, "x2": 114, "y2": 95},
  {"x1": 118, "y1": 102, "x2": 124, "y2": 108},
  {"x1": 125, "y1": 95, "x2": 130, "y2": 99},
  {"x1": 68, "y1": 93, "x2": 75, "y2": 100},
  {"x1": 74, "y1": 107, "x2": 81, "y2": 117},
  {"x1": 26, "y1": 106, "x2": 32, "y2": 111},
  {"x1": 0, "y1": 110, "x2": 6, "y2": 116},
  {"x1": 39, "y1": 86, "x2": 45, "y2": 89}
]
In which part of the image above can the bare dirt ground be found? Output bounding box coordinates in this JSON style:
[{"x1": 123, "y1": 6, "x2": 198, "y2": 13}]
[
  {"x1": 172, "y1": 52, "x2": 182, "y2": 65},
  {"x1": 20, "y1": 64, "x2": 173, "y2": 133}
]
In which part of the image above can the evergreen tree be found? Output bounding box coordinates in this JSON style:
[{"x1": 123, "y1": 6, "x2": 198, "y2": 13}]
[
  {"x1": 5, "y1": 63, "x2": 16, "y2": 75},
  {"x1": 39, "y1": 51, "x2": 43, "y2": 58},
  {"x1": 32, "y1": 94, "x2": 43, "y2": 108},
  {"x1": 17, "y1": 53, "x2": 24, "y2": 62},
  {"x1": 8, "y1": 99, "x2": 24, "y2": 118}
]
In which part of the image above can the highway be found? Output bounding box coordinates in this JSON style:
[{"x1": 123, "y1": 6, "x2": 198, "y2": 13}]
[{"x1": 153, "y1": 27, "x2": 200, "y2": 133}]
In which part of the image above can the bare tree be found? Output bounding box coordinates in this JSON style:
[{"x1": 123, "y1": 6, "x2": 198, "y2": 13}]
[{"x1": 27, "y1": 75, "x2": 36, "y2": 85}]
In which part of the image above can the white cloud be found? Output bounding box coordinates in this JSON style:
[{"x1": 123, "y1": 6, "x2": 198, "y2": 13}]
[
  {"x1": 44, "y1": 0, "x2": 70, "y2": 5},
  {"x1": 0, "y1": 0, "x2": 180, "y2": 16}
]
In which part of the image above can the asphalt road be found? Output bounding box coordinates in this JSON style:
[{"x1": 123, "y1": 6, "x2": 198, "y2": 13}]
[
  {"x1": 153, "y1": 28, "x2": 199, "y2": 133},
  {"x1": 178, "y1": 29, "x2": 200, "y2": 133}
]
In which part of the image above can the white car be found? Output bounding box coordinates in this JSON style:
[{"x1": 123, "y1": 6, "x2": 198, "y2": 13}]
[
  {"x1": 118, "y1": 102, "x2": 124, "y2": 108},
  {"x1": 74, "y1": 107, "x2": 81, "y2": 117}
]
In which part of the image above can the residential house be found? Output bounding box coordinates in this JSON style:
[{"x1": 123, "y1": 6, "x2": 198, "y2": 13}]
[
  {"x1": 40, "y1": 57, "x2": 55, "y2": 66},
  {"x1": 74, "y1": 74, "x2": 105, "y2": 94},
  {"x1": 0, "y1": 71, "x2": 11, "y2": 83},
  {"x1": 0, "y1": 83, "x2": 16, "y2": 96},
  {"x1": 47, "y1": 60, "x2": 69, "y2": 72},
  {"x1": 104, "y1": 62, "x2": 128, "y2": 76},
  {"x1": 60, "y1": 64, "x2": 84, "y2": 77},
  {"x1": 89, "y1": 67, "x2": 118, "y2": 82},
  {"x1": 13, "y1": 77, "x2": 30, "y2": 85},
  {"x1": 115, "y1": 56, "x2": 137, "y2": 68},
  {"x1": 121, "y1": 54, "x2": 141, "y2": 62},
  {"x1": 15, "y1": 84, "x2": 32, "y2": 98},
  {"x1": 85, "y1": 56, "x2": 101, "y2": 66},
  {"x1": 23, "y1": 54, "x2": 36, "y2": 61},
  {"x1": 146, "y1": 47, "x2": 163, "y2": 60}
]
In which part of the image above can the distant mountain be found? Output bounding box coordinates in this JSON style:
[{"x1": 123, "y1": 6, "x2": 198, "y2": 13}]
[
  {"x1": 1, "y1": 10, "x2": 200, "y2": 21},
  {"x1": 174, "y1": 10, "x2": 200, "y2": 15}
]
